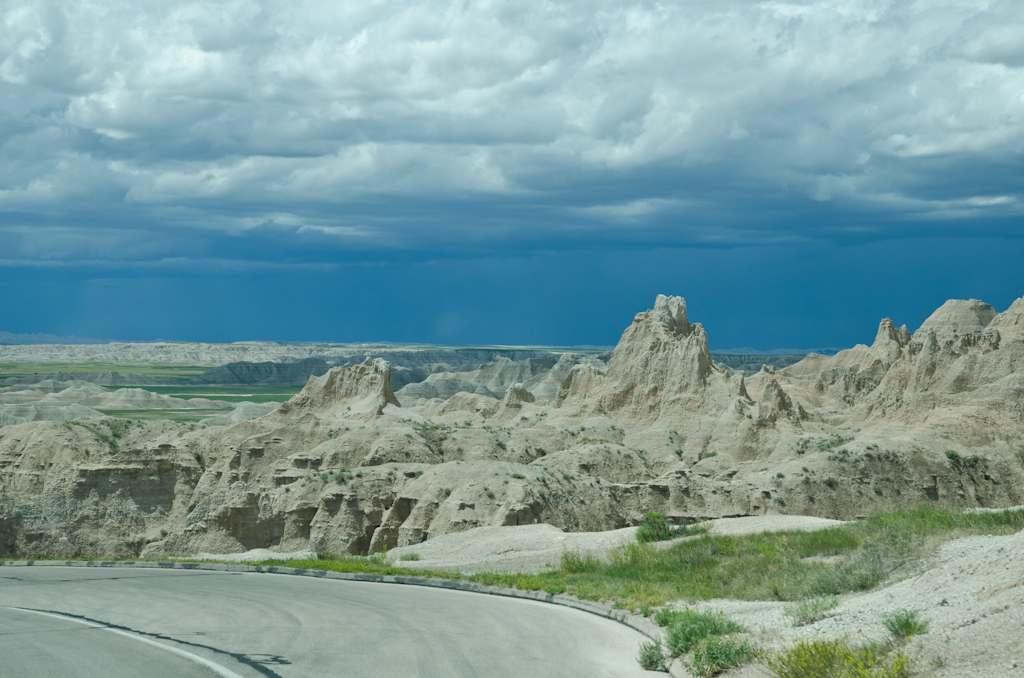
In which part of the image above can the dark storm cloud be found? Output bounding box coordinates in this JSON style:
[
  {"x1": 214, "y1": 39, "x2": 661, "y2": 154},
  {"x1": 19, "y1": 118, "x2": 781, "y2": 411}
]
[{"x1": 1, "y1": 0, "x2": 1023, "y2": 268}]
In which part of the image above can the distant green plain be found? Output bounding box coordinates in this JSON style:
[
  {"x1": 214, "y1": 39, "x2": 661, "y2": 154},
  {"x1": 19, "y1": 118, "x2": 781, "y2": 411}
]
[
  {"x1": 95, "y1": 409, "x2": 240, "y2": 423},
  {"x1": 0, "y1": 362, "x2": 214, "y2": 381},
  {"x1": 106, "y1": 385, "x2": 302, "y2": 402}
]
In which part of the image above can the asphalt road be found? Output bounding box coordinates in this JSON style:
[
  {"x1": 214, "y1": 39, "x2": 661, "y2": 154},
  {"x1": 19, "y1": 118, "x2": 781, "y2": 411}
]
[{"x1": 0, "y1": 568, "x2": 655, "y2": 677}]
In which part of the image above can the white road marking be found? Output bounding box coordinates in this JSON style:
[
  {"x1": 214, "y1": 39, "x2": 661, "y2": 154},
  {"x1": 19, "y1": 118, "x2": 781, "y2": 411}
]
[{"x1": 2, "y1": 606, "x2": 247, "y2": 678}]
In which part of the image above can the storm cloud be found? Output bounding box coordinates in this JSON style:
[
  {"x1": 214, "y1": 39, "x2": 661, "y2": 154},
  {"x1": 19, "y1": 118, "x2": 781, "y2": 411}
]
[{"x1": 1, "y1": 1, "x2": 1022, "y2": 345}]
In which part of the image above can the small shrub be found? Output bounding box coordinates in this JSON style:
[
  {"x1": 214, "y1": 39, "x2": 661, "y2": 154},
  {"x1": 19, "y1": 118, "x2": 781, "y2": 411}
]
[
  {"x1": 704, "y1": 451, "x2": 718, "y2": 459},
  {"x1": 636, "y1": 512, "x2": 702, "y2": 543},
  {"x1": 637, "y1": 511, "x2": 674, "y2": 543},
  {"x1": 883, "y1": 609, "x2": 929, "y2": 639},
  {"x1": 442, "y1": 488, "x2": 452, "y2": 497},
  {"x1": 874, "y1": 484, "x2": 883, "y2": 495},
  {"x1": 688, "y1": 636, "x2": 755, "y2": 677},
  {"x1": 777, "y1": 472, "x2": 785, "y2": 479},
  {"x1": 763, "y1": 637, "x2": 914, "y2": 678},
  {"x1": 824, "y1": 477, "x2": 838, "y2": 489},
  {"x1": 662, "y1": 609, "x2": 745, "y2": 657},
  {"x1": 783, "y1": 596, "x2": 839, "y2": 626},
  {"x1": 398, "y1": 553, "x2": 421, "y2": 561},
  {"x1": 510, "y1": 473, "x2": 526, "y2": 479},
  {"x1": 560, "y1": 549, "x2": 601, "y2": 573},
  {"x1": 637, "y1": 639, "x2": 667, "y2": 672}
]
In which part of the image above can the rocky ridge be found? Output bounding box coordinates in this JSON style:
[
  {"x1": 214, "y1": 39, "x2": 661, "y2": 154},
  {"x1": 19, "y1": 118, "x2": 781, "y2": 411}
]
[{"x1": 1, "y1": 295, "x2": 1022, "y2": 560}]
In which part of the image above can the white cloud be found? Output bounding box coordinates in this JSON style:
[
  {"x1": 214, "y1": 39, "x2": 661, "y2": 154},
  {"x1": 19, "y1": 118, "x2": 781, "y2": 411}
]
[{"x1": 1, "y1": 0, "x2": 1023, "y2": 264}]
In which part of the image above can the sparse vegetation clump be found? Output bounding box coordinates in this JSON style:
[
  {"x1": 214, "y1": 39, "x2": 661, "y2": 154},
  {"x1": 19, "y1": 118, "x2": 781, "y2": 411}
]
[
  {"x1": 783, "y1": 596, "x2": 839, "y2": 626},
  {"x1": 945, "y1": 450, "x2": 987, "y2": 471},
  {"x1": 656, "y1": 608, "x2": 746, "y2": 657},
  {"x1": 883, "y1": 609, "x2": 929, "y2": 639},
  {"x1": 71, "y1": 419, "x2": 130, "y2": 455},
  {"x1": 688, "y1": 636, "x2": 756, "y2": 677},
  {"x1": 637, "y1": 639, "x2": 667, "y2": 672},
  {"x1": 763, "y1": 637, "x2": 914, "y2": 678},
  {"x1": 636, "y1": 511, "x2": 703, "y2": 543}
]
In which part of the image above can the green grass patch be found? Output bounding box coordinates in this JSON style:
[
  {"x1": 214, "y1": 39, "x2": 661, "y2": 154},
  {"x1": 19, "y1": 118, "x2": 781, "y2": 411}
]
[
  {"x1": 96, "y1": 409, "x2": 233, "y2": 423},
  {"x1": 230, "y1": 506, "x2": 1024, "y2": 613},
  {"x1": 763, "y1": 637, "x2": 914, "y2": 678},
  {"x1": 9, "y1": 506, "x2": 1023, "y2": 616},
  {"x1": 105, "y1": 384, "x2": 302, "y2": 403},
  {"x1": 656, "y1": 608, "x2": 746, "y2": 657},
  {"x1": 637, "y1": 638, "x2": 667, "y2": 672},
  {"x1": 883, "y1": 609, "x2": 929, "y2": 639},
  {"x1": 689, "y1": 636, "x2": 756, "y2": 677},
  {"x1": 636, "y1": 511, "x2": 706, "y2": 543},
  {"x1": 0, "y1": 361, "x2": 213, "y2": 382},
  {"x1": 461, "y1": 506, "x2": 1024, "y2": 610}
]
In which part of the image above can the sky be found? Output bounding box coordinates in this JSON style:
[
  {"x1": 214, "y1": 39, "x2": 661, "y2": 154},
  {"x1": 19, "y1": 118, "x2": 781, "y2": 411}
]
[{"x1": 1, "y1": 0, "x2": 1023, "y2": 349}]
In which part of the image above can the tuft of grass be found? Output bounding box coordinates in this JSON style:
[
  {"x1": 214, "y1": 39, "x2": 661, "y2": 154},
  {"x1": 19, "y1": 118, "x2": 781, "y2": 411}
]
[
  {"x1": 657, "y1": 608, "x2": 746, "y2": 657},
  {"x1": 883, "y1": 609, "x2": 929, "y2": 639},
  {"x1": 560, "y1": 549, "x2": 602, "y2": 573},
  {"x1": 763, "y1": 637, "x2": 914, "y2": 678},
  {"x1": 688, "y1": 636, "x2": 755, "y2": 677},
  {"x1": 945, "y1": 450, "x2": 987, "y2": 471},
  {"x1": 637, "y1": 639, "x2": 668, "y2": 672},
  {"x1": 783, "y1": 596, "x2": 839, "y2": 626},
  {"x1": 398, "y1": 553, "x2": 421, "y2": 561},
  {"x1": 636, "y1": 511, "x2": 704, "y2": 543}
]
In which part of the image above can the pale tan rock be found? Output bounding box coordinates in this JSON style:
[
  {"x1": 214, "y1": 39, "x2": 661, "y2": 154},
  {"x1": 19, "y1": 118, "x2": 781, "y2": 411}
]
[{"x1": 3, "y1": 294, "x2": 1024, "y2": 562}]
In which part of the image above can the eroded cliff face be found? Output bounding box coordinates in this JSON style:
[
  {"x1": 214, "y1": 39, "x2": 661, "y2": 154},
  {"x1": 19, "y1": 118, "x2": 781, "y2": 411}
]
[{"x1": 3, "y1": 295, "x2": 1024, "y2": 560}]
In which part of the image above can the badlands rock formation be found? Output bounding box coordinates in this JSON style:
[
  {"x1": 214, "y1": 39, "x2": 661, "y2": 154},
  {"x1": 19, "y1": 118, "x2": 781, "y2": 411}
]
[{"x1": 1, "y1": 295, "x2": 1023, "y2": 560}]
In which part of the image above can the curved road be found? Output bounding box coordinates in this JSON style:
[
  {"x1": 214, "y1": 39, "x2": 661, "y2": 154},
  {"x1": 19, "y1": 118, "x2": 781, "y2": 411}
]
[{"x1": 0, "y1": 568, "x2": 655, "y2": 677}]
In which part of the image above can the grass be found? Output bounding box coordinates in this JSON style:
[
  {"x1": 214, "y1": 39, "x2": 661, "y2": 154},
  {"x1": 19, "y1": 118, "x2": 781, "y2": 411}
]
[
  {"x1": 636, "y1": 511, "x2": 702, "y2": 543},
  {"x1": 882, "y1": 609, "x2": 929, "y2": 639},
  {"x1": 0, "y1": 361, "x2": 213, "y2": 381},
  {"x1": 763, "y1": 637, "x2": 914, "y2": 678},
  {"x1": 689, "y1": 636, "x2": 756, "y2": 677},
  {"x1": 8, "y1": 506, "x2": 1022, "y2": 615},
  {"x1": 637, "y1": 639, "x2": 667, "y2": 671},
  {"x1": 944, "y1": 450, "x2": 988, "y2": 471},
  {"x1": 783, "y1": 596, "x2": 839, "y2": 626},
  {"x1": 398, "y1": 553, "x2": 421, "y2": 561},
  {"x1": 96, "y1": 409, "x2": 234, "y2": 423},
  {"x1": 108, "y1": 384, "x2": 302, "y2": 403},
  {"x1": 656, "y1": 608, "x2": 746, "y2": 657},
  {"x1": 197, "y1": 506, "x2": 1024, "y2": 614}
]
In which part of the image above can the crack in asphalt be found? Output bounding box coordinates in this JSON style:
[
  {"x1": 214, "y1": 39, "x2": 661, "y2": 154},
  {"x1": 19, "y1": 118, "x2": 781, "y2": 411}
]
[{"x1": 12, "y1": 607, "x2": 290, "y2": 678}]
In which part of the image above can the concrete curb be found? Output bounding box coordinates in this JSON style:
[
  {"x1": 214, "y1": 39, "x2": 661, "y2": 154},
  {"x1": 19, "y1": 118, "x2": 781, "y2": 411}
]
[{"x1": 1, "y1": 559, "x2": 686, "y2": 676}]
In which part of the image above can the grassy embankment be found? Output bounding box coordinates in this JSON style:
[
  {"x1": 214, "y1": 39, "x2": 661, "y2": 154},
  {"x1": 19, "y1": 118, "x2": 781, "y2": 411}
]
[
  {"x1": 257, "y1": 506, "x2": 1024, "y2": 611},
  {"x1": 0, "y1": 361, "x2": 212, "y2": 381}
]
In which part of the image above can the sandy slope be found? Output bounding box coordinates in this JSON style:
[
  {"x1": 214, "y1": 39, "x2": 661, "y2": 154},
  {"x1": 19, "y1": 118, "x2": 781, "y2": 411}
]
[{"x1": 685, "y1": 525, "x2": 1024, "y2": 678}]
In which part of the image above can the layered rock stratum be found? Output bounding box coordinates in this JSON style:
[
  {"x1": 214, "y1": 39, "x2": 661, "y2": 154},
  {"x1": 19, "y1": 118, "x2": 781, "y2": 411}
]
[{"x1": 1, "y1": 295, "x2": 1022, "y2": 559}]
